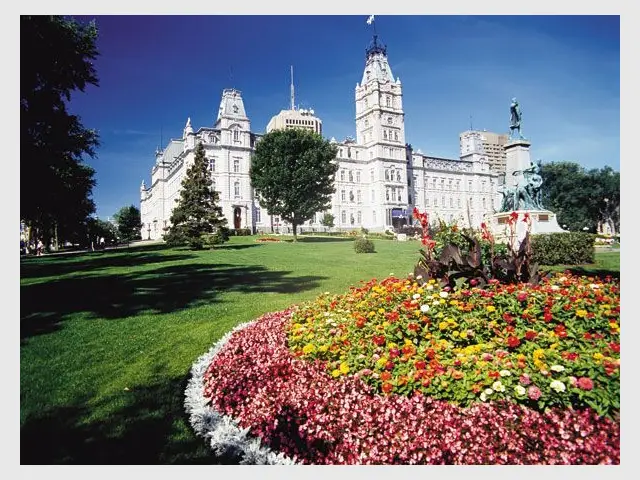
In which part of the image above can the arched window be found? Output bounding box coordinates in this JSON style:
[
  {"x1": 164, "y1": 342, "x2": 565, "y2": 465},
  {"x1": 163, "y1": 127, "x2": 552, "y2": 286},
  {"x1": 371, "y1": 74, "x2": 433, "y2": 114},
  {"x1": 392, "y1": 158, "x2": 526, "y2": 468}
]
[
  {"x1": 349, "y1": 171, "x2": 353, "y2": 182},
  {"x1": 234, "y1": 181, "x2": 240, "y2": 197},
  {"x1": 386, "y1": 188, "x2": 390, "y2": 201},
  {"x1": 385, "y1": 170, "x2": 390, "y2": 181},
  {"x1": 233, "y1": 159, "x2": 240, "y2": 173},
  {"x1": 390, "y1": 170, "x2": 395, "y2": 182},
  {"x1": 341, "y1": 170, "x2": 345, "y2": 182},
  {"x1": 391, "y1": 188, "x2": 397, "y2": 201},
  {"x1": 383, "y1": 130, "x2": 388, "y2": 140},
  {"x1": 350, "y1": 213, "x2": 355, "y2": 225},
  {"x1": 397, "y1": 172, "x2": 402, "y2": 183},
  {"x1": 349, "y1": 190, "x2": 354, "y2": 202}
]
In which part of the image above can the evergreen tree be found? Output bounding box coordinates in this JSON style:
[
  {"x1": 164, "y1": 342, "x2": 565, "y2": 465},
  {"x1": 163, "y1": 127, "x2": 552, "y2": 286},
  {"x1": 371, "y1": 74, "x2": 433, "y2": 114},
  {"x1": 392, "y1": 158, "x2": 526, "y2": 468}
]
[
  {"x1": 250, "y1": 129, "x2": 339, "y2": 241},
  {"x1": 320, "y1": 212, "x2": 335, "y2": 229},
  {"x1": 164, "y1": 142, "x2": 228, "y2": 249},
  {"x1": 113, "y1": 205, "x2": 142, "y2": 245},
  {"x1": 21, "y1": 15, "x2": 100, "y2": 248}
]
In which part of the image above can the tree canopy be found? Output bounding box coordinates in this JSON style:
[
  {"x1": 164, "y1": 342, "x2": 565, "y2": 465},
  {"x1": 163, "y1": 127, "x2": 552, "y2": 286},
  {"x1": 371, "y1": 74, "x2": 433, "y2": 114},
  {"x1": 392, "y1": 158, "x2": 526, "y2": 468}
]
[
  {"x1": 164, "y1": 142, "x2": 229, "y2": 249},
  {"x1": 250, "y1": 129, "x2": 339, "y2": 240},
  {"x1": 540, "y1": 161, "x2": 620, "y2": 234},
  {"x1": 21, "y1": 15, "x2": 100, "y2": 247},
  {"x1": 113, "y1": 205, "x2": 142, "y2": 245}
]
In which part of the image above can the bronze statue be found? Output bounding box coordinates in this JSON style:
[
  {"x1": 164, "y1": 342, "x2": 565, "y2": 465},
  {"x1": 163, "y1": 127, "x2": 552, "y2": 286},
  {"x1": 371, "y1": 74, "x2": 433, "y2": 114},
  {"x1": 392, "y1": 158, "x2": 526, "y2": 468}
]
[{"x1": 509, "y1": 97, "x2": 525, "y2": 140}]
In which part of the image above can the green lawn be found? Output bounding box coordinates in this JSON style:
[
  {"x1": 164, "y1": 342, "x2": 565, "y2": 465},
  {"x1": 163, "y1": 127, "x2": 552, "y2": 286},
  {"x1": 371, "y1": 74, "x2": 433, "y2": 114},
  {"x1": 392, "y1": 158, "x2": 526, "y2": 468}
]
[{"x1": 20, "y1": 236, "x2": 620, "y2": 464}]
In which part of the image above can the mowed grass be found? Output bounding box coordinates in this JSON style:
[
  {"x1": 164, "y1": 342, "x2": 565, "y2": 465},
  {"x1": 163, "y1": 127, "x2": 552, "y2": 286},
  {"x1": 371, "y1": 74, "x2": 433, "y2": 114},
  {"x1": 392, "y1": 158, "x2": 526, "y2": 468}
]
[{"x1": 20, "y1": 236, "x2": 620, "y2": 464}]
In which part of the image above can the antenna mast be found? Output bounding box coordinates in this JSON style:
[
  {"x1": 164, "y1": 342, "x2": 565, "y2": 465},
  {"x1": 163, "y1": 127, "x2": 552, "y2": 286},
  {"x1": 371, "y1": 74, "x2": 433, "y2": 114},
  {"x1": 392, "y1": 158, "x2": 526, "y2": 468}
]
[
  {"x1": 290, "y1": 65, "x2": 295, "y2": 111},
  {"x1": 469, "y1": 115, "x2": 473, "y2": 131}
]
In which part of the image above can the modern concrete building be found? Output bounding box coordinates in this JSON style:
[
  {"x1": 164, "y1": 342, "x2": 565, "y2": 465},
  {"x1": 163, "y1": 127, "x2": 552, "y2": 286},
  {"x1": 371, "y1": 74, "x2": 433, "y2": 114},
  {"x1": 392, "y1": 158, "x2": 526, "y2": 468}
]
[{"x1": 460, "y1": 129, "x2": 509, "y2": 175}]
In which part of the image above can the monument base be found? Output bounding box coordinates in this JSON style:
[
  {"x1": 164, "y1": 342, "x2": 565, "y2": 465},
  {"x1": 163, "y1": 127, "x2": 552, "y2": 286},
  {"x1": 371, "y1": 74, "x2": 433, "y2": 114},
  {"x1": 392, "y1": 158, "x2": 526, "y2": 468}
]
[{"x1": 491, "y1": 210, "x2": 565, "y2": 245}]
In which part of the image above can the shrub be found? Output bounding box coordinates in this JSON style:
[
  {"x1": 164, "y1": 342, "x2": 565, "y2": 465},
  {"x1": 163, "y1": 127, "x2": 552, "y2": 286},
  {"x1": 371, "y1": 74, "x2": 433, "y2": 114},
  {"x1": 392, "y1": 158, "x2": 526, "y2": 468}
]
[
  {"x1": 201, "y1": 227, "x2": 230, "y2": 248},
  {"x1": 531, "y1": 232, "x2": 595, "y2": 265},
  {"x1": 230, "y1": 228, "x2": 252, "y2": 236},
  {"x1": 354, "y1": 237, "x2": 375, "y2": 253}
]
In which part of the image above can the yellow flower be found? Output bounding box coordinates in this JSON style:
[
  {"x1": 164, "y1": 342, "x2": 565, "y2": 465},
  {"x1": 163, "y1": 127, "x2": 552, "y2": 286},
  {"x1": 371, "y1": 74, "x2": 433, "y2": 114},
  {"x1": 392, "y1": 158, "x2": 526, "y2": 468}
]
[
  {"x1": 550, "y1": 343, "x2": 559, "y2": 350},
  {"x1": 369, "y1": 311, "x2": 376, "y2": 317},
  {"x1": 383, "y1": 321, "x2": 390, "y2": 328},
  {"x1": 378, "y1": 308, "x2": 385, "y2": 314},
  {"x1": 319, "y1": 345, "x2": 328, "y2": 352},
  {"x1": 331, "y1": 369, "x2": 341, "y2": 377},
  {"x1": 486, "y1": 305, "x2": 496, "y2": 313},
  {"x1": 593, "y1": 352, "x2": 604, "y2": 361},
  {"x1": 302, "y1": 343, "x2": 316, "y2": 354},
  {"x1": 439, "y1": 321, "x2": 448, "y2": 330},
  {"x1": 533, "y1": 349, "x2": 545, "y2": 361},
  {"x1": 428, "y1": 279, "x2": 436, "y2": 284},
  {"x1": 414, "y1": 310, "x2": 421, "y2": 317},
  {"x1": 576, "y1": 309, "x2": 587, "y2": 318},
  {"x1": 417, "y1": 288, "x2": 424, "y2": 294},
  {"x1": 449, "y1": 299, "x2": 459, "y2": 306},
  {"x1": 452, "y1": 331, "x2": 460, "y2": 337},
  {"x1": 339, "y1": 362, "x2": 350, "y2": 374},
  {"x1": 460, "y1": 331, "x2": 467, "y2": 339},
  {"x1": 376, "y1": 357, "x2": 388, "y2": 368}
]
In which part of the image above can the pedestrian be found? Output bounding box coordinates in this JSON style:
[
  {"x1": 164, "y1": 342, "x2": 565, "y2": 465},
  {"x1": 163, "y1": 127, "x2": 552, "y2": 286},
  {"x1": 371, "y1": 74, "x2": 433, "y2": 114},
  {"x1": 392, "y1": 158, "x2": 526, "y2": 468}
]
[
  {"x1": 99, "y1": 237, "x2": 105, "y2": 249},
  {"x1": 36, "y1": 239, "x2": 44, "y2": 256}
]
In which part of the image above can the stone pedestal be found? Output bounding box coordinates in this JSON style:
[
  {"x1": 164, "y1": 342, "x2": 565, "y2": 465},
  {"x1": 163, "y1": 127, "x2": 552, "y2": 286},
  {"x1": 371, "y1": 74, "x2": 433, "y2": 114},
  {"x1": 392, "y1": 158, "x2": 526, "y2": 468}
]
[
  {"x1": 491, "y1": 210, "x2": 565, "y2": 245},
  {"x1": 504, "y1": 139, "x2": 532, "y2": 187}
]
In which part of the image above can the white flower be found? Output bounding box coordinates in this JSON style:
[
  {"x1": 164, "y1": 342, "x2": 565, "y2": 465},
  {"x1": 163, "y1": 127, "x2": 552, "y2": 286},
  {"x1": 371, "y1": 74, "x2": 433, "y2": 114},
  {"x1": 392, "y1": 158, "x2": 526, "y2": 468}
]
[
  {"x1": 484, "y1": 388, "x2": 494, "y2": 396},
  {"x1": 514, "y1": 385, "x2": 526, "y2": 396},
  {"x1": 492, "y1": 381, "x2": 505, "y2": 392},
  {"x1": 559, "y1": 276, "x2": 567, "y2": 282},
  {"x1": 480, "y1": 392, "x2": 488, "y2": 402},
  {"x1": 413, "y1": 293, "x2": 421, "y2": 300},
  {"x1": 550, "y1": 364, "x2": 565, "y2": 373},
  {"x1": 416, "y1": 275, "x2": 423, "y2": 280},
  {"x1": 551, "y1": 285, "x2": 560, "y2": 291},
  {"x1": 550, "y1": 380, "x2": 566, "y2": 393},
  {"x1": 590, "y1": 284, "x2": 600, "y2": 289},
  {"x1": 420, "y1": 304, "x2": 430, "y2": 313},
  {"x1": 426, "y1": 285, "x2": 434, "y2": 291},
  {"x1": 439, "y1": 291, "x2": 449, "y2": 298},
  {"x1": 389, "y1": 273, "x2": 394, "y2": 276},
  {"x1": 499, "y1": 370, "x2": 511, "y2": 377}
]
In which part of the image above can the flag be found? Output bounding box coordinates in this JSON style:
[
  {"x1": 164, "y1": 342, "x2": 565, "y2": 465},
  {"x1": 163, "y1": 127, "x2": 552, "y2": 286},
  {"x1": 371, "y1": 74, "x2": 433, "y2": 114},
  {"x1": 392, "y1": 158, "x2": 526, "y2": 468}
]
[{"x1": 366, "y1": 15, "x2": 375, "y2": 25}]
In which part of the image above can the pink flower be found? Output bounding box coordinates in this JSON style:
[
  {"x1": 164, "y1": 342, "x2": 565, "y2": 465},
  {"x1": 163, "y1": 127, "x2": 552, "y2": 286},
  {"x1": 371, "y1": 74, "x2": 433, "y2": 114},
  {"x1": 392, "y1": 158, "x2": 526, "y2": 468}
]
[
  {"x1": 577, "y1": 377, "x2": 594, "y2": 390},
  {"x1": 520, "y1": 374, "x2": 531, "y2": 386},
  {"x1": 528, "y1": 386, "x2": 542, "y2": 400}
]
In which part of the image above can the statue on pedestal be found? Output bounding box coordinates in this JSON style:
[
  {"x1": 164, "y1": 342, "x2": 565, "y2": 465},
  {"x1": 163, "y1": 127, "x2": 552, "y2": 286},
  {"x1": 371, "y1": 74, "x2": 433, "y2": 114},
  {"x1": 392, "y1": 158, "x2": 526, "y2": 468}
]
[
  {"x1": 509, "y1": 97, "x2": 526, "y2": 141},
  {"x1": 497, "y1": 161, "x2": 544, "y2": 212}
]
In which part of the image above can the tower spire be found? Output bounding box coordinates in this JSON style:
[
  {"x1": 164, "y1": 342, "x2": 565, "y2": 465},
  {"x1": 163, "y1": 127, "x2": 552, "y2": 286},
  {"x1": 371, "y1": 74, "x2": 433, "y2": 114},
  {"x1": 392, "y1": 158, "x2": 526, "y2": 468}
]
[{"x1": 290, "y1": 65, "x2": 295, "y2": 111}]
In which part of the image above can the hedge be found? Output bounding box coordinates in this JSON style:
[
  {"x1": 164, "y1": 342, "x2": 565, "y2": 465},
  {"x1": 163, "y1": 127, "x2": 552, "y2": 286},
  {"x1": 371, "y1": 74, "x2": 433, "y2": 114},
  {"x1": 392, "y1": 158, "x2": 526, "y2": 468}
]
[{"x1": 531, "y1": 232, "x2": 595, "y2": 265}]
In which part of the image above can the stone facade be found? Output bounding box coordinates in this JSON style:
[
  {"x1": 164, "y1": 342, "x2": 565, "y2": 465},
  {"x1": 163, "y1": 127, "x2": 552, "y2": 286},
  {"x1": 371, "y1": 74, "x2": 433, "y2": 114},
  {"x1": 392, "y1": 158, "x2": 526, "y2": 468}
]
[{"x1": 141, "y1": 37, "x2": 501, "y2": 238}]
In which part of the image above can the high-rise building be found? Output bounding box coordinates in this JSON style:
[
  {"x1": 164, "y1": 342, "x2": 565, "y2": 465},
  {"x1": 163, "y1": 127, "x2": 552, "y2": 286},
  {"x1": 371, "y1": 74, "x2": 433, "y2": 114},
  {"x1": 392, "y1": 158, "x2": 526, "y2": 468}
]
[{"x1": 460, "y1": 130, "x2": 509, "y2": 175}]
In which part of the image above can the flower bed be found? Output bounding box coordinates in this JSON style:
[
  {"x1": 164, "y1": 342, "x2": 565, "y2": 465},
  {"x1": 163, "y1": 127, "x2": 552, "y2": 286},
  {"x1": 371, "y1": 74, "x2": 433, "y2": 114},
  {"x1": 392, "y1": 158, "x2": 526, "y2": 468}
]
[
  {"x1": 255, "y1": 236, "x2": 281, "y2": 243},
  {"x1": 189, "y1": 272, "x2": 619, "y2": 464}
]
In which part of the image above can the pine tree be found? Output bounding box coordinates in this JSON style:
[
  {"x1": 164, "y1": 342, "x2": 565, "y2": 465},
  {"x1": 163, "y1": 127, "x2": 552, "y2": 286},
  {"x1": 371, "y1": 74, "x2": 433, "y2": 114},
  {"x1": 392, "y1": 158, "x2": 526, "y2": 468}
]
[{"x1": 164, "y1": 142, "x2": 229, "y2": 249}]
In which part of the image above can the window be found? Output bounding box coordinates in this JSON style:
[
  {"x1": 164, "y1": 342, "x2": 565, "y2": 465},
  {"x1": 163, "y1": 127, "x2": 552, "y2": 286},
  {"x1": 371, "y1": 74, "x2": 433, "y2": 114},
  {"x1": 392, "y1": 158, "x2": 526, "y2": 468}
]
[
  {"x1": 355, "y1": 150, "x2": 359, "y2": 159},
  {"x1": 385, "y1": 170, "x2": 390, "y2": 181},
  {"x1": 370, "y1": 169, "x2": 374, "y2": 182},
  {"x1": 339, "y1": 148, "x2": 343, "y2": 158},
  {"x1": 373, "y1": 210, "x2": 376, "y2": 223},
  {"x1": 456, "y1": 180, "x2": 461, "y2": 191},
  {"x1": 341, "y1": 211, "x2": 347, "y2": 224},
  {"x1": 364, "y1": 98, "x2": 368, "y2": 107},
  {"x1": 233, "y1": 159, "x2": 240, "y2": 173},
  {"x1": 369, "y1": 151, "x2": 373, "y2": 159},
  {"x1": 468, "y1": 180, "x2": 472, "y2": 192},
  {"x1": 365, "y1": 119, "x2": 369, "y2": 128},
  {"x1": 356, "y1": 171, "x2": 361, "y2": 183},
  {"x1": 349, "y1": 190, "x2": 354, "y2": 202},
  {"x1": 482, "y1": 197, "x2": 486, "y2": 209},
  {"x1": 449, "y1": 197, "x2": 453, "y2": 208},
  {"x1": 350, "y1": 213, "x2": 355, "y2": 225},
  {"x1": 432, "y1": 179, "x2": 437, "y2": 190},
  {"x1": 440, "y1": 179, "x2": 445, "y2": 190},
  {"x1": 383, "y1": 130, "x2": 388, "y2": 140},
  {"x1": 470, "y1": 197, "x2": 474, "y2": 208},
  {"x1": 349, "y1": 171, "x2": 353, "y2": 182},
  {"x1": 212, "y1": 178, "x2": 216, "y2": 192},
  {"x1": 386, "y1": 96, "x2": 391, "y2": 107},
  {"x1": 441, "y1": 195, "x2": 445, "y2": 206},
  {"x1": 434, "y1": 197, "x2": 438, "y2": 207},
  {"x1": 341, "y1": 190, "x2": 346, "y2": 202},
  {"x1": 357, "y1": 190, "x2": 362, "y2": 203},
  {"x1": 391, "y1": 188, "x2": 397, "y2": 201},
  {"x1": 371, "y1": 189, "x2": 375, "y2": 202},
  {"x1": 397, "y1": 172, "x2": 402, "y2": 183},
  {"x1": 209, "y1": 158, "x2": 215, "y2": 172},
  {"x1": 386, "y1": 188, "x2": 390, "y2": 201},
  {"x1": 426, "y1": 197, "x2": 430, "y2": 207},
  {"x1": 458, "y1": 198, "x2": 461, "y2": 208},
  {"x1": 482, "y1": 180, "x2": 487, "y2": 192},
  {"x1": 341, "y1": 170, "x2": 345, "y2": 182},
  {"x1": 398, "y1": 190, "x2": 402, "y2": 202},
  {"x1": 233, "y1": 130, "x2": 239, "y2": 142},
  {"x1": 357, "y1": 211, "x2": 362, "y2": 224},
  {"x1": 394, "y1": 131, "x2": 398, "y2": 141},
  {"x1": 256, "y1": 208, "x2": 261, "y2": 223},
  {"x1": 449, "y1": 179, "x2": 453, "y2": 190},
  {"x1": 234, "y1": 181, "x2": 240, "y2": 197},
  {"x1": 425, "y1": 177, "x2": 429, "y2": 190},
  {"x1": 390, "y1": 170, "x2": 395, "y2": 182}
]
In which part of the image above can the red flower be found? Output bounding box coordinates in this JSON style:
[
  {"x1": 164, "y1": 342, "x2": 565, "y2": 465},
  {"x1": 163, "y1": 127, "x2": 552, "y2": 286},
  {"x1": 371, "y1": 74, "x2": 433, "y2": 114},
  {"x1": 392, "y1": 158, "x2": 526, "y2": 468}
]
[
  {"x1": 414, "y1": 360, "x2": 426, "y2": 370},
  {"x1": 503, "y1": 313, "x2": 514, "y2": 324},
  {"x1": 517, "y1": 292, "x2": 528, "y2": 302},
  {"x1": 577, "y1": 377, "x2": 594, "y2": 390},
  {"x1": 507, "y1": 336, "x2": 521, "y2": 348},
  {"x1": 525, "y1": 330, "x2": 537, "y2": 341},
  {"x1": 609, "y1": 342, "x2": 620, "y2": 353},
  {"x1": 381, "y1": 382, "x2": 393, "y2": 393},
  {"x1": 407, "y1": 322, "x2": 419, "y2": 332},
  {"x1": 385, "y1": 361, "x2": 395, "y2": 371},
  {"x1": 373, "y1": 335, "x2": 386, "y2": 346},
  {"x1": 554, "y1": 325, "x2": 568, "y2": 338},
  {"x1": 562, "y1": 352, "x2": 579, "y2": 361},
  {"x1": 452, "y1": 370, "x2": 464, "y2": 380},
  {"x1": 389, "y1": 348, "x2": 400, "y2": 359},
  {"x1": 425, "y1": 348, "x2": 436, "y2": 360},
  {"x1": 356, "y1": 318, "x2": 366, "y2": 328},
  {"x1": 380, "y1": 371, "x2": 392, "y2": 381},
  {"x1": 528, "y1": 386, "x2": 542, "y2": 400},
  {"x1": 488, "y1": 371, "x2": 500, "y2": 379}
]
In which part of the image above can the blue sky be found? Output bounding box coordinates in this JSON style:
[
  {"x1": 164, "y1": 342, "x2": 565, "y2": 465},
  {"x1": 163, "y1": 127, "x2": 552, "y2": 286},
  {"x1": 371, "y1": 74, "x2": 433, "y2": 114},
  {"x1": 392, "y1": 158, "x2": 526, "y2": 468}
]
[{"x1": 67, "y1": 15, "x2": 620, "y2": 219}]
